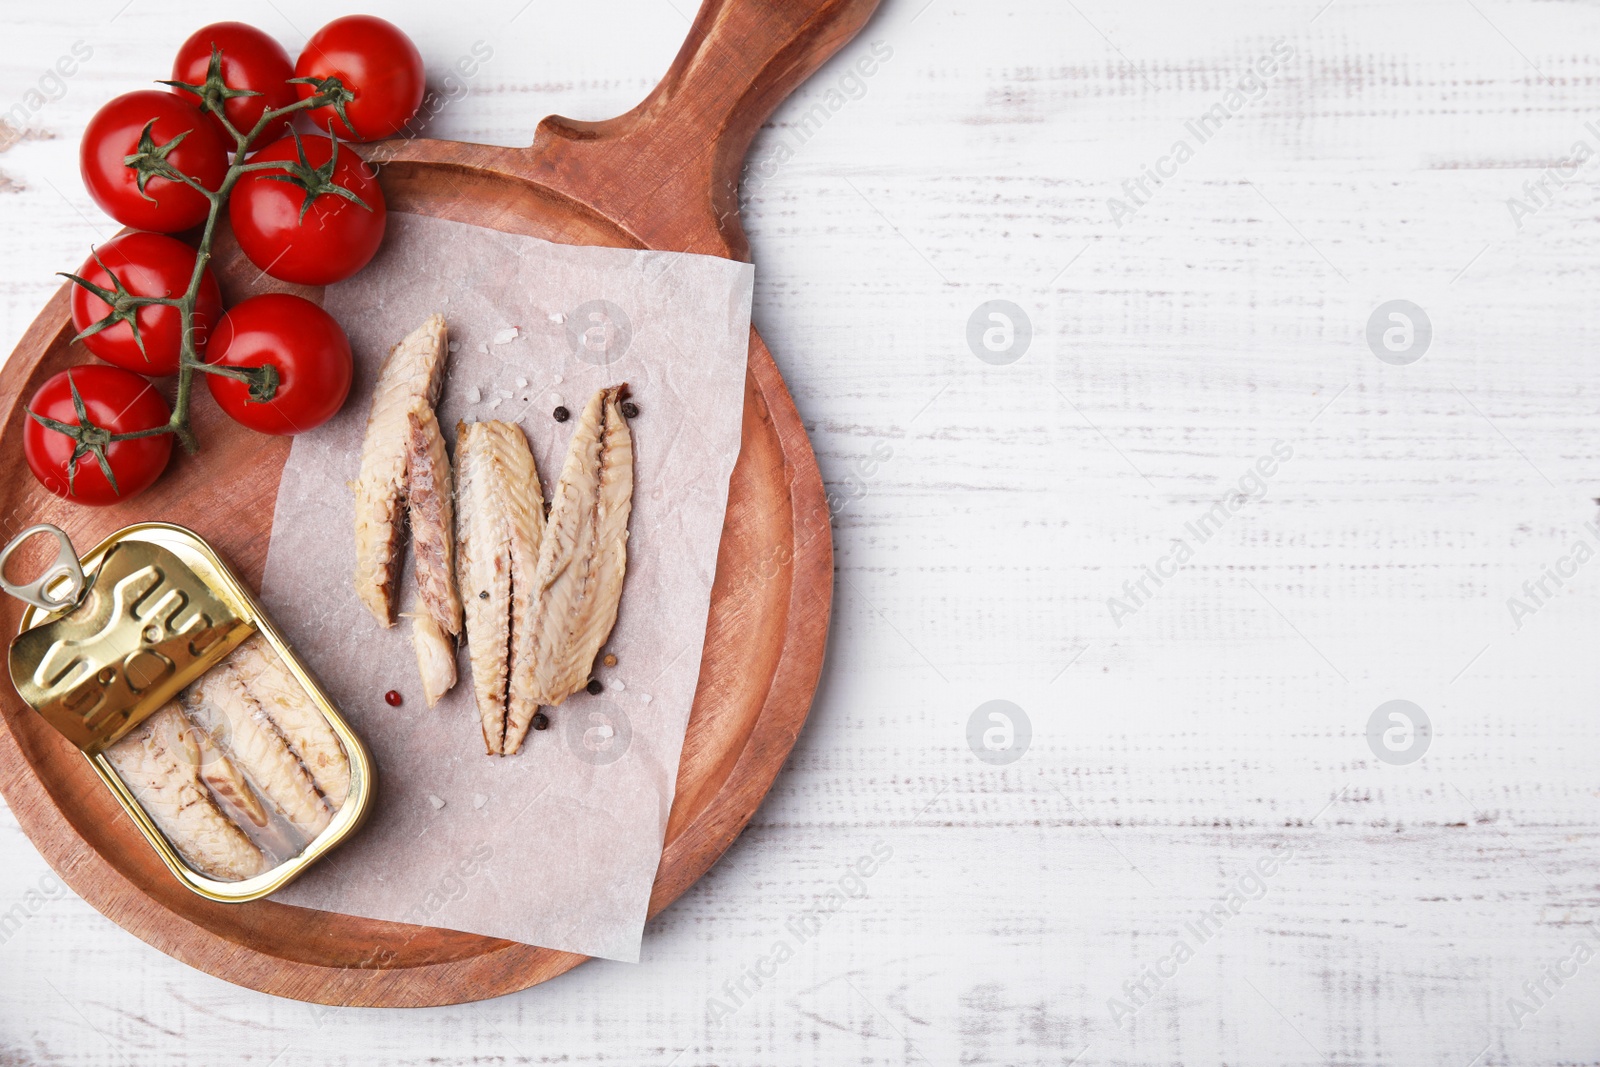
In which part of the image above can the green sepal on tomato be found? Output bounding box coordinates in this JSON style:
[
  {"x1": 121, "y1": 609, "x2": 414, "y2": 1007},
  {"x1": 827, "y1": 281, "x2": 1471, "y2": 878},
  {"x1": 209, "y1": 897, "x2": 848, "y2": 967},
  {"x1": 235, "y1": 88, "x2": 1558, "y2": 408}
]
[
  {"x1": 79, "y1": 90, "x2": 229, "y2": 232},
  {"x1": 205, "y1": 294, "x2": 352, "y2": 435},
  {"x1": 291, "y1": 15, "x2": 425, "y2": 142},
  {"x1": 24, "y1": 367, "x2": 173, "y2": 506},
  {"x1": 165, "y1": 22, "x2": 297, "y2": 146},
  {"x1": 66, "y1": 232, "x2": 223, "y2": 377},
  {"x1": 229, "y1": 131, "x2": 386, "y2": 285}
]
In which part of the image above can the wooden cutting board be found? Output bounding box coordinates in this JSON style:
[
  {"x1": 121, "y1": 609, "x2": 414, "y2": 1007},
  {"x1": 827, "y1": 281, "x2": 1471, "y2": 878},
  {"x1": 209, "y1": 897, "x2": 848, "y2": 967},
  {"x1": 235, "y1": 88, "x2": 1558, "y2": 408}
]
[{"x1": 0, "y1": 0, "x2": 878, "y2": 1006}]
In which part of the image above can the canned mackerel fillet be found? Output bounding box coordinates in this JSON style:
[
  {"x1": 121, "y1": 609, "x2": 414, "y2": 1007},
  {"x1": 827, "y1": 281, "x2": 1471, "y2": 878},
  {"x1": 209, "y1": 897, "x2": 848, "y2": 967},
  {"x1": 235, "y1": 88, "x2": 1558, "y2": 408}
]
[{"x1": 1, "y1": 522, "x2": 372, "y2": 903}]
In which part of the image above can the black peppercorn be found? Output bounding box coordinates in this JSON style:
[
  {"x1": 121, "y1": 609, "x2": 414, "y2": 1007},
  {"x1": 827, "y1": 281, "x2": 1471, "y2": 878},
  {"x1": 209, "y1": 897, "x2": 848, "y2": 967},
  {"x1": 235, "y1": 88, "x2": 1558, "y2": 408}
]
[
  {"x1": 532, "y1": 712, "x2": 549, "y2": 731},
  {"x1": 479, "y1": 590, "x2": 489, "y2": 599},
  {"x1": 621, "y1": 401, "x2": 639, "y2": 418},
  {"x1": 586, "y1": 678, "x2": 603, "y2": 695},
  {"x1": 553, "y1": 406, "x2": 570, "y2": 422}
]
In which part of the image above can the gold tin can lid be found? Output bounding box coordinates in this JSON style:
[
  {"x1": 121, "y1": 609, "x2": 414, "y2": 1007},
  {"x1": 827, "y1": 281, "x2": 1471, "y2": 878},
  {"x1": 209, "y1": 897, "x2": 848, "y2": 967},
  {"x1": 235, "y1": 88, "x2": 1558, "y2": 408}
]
[{"x1": 3, "y1": 524, "x2": 251, "y2": 754}]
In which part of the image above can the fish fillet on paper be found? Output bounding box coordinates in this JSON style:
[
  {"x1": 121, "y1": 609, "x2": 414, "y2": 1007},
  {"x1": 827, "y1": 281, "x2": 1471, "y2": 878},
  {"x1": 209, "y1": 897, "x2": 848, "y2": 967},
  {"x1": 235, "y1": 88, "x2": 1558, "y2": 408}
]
[
  {"x1": 352, "y1": 313, "x2": 449, "y2": 626},
  {"x1": 105, "y1": 705, "x2": 266, "y2": 882},
  {"x1": 525, "y1": 385, "x2": 634, "y2": 715},
  {"x1": 411, "y1": 614, "x2": 457, "y2": 709},
  {"x1": 407, "y1": 406, "x2": 461, "y2": 706},
  {"x1": 455, "y1": 420, "x2": 544, "y2": 754},
  {"x1": 183, "y1": 664, "x2": 333, "y2": 838},
  {"x1": 225, "y1": 634, "x2": 350, "y2": 809}
]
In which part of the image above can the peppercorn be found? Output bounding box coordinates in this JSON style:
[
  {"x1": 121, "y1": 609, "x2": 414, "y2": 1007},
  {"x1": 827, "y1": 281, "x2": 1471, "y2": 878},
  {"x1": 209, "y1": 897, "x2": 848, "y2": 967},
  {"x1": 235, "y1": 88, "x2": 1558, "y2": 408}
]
[
  {"x1": 603, "y1": 653, "x2": 617, "y2": 667},
  {"x1": 586, "y1": 678, "x2": 603, "y2": 695},
  {"x1": 384, "y1": 690, "x2": 402, "y2": 707},
  {"x1": 479, "y1": 590, "x2": 489, "y2": 599},
  {"x1": 553, "y1": 406, "x2": 570, "y2": 422},
  {"x1": 532, "y1": 712, "x2": 549, "y2": 731},
  {"x1": 621, "y1": 401, "x2": 639, "y2": 418}
]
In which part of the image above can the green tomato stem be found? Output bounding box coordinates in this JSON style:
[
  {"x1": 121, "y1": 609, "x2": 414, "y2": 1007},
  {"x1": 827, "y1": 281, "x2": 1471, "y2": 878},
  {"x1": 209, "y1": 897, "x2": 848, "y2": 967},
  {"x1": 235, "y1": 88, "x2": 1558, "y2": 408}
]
[{"x1": 144, "y1": 85, "x2": 346, "y2": 453}]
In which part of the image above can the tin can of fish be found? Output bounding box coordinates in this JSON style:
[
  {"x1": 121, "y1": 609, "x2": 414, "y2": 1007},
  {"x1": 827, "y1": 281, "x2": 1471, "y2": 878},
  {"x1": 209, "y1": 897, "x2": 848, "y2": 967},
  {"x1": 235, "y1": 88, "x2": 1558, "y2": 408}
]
[{"x1": 1, "y1": 521, "x2": 373, "y2": 903}]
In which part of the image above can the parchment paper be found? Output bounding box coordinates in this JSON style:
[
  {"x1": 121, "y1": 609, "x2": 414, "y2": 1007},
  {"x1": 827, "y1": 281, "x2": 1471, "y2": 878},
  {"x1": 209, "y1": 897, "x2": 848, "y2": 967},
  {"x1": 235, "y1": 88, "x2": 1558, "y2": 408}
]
[{"x1": 261, "y1": 213, "x2": 753, "y2": 962}]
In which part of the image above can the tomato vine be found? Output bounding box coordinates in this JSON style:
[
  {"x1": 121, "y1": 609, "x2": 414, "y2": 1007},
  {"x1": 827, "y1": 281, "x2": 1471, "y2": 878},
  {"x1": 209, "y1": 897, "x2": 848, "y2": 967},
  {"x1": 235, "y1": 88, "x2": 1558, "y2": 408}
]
[{"x1": 51, "y1": 48, "x2": 363, "y2": 459}]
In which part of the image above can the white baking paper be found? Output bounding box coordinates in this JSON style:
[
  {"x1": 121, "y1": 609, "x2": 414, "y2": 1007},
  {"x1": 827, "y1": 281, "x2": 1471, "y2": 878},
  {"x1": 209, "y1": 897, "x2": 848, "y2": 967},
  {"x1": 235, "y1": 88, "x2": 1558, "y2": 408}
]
[{"x1": 261, "y1": 213, "x2": 753, "y2": 962}]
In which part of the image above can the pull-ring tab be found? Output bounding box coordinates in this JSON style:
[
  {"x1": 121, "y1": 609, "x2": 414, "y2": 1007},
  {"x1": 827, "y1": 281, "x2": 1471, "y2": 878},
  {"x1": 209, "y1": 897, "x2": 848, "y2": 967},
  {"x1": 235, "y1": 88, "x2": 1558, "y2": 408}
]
[{"x1": 0, "y1": 524, "x2": 86, "y2": 614}]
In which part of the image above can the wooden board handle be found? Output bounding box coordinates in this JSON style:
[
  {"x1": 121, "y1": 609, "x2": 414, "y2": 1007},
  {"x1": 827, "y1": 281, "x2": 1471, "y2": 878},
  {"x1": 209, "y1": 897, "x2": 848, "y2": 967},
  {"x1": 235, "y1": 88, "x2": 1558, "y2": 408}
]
[{"x1": 523, "y1": 0, "x2": 882, "y2": 257}]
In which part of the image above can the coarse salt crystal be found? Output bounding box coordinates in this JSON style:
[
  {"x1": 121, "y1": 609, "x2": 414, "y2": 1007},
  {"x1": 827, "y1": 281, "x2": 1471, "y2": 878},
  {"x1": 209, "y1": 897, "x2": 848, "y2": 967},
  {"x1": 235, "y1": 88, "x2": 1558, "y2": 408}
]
[
  {"x1": 548, "y1": 311, "x2": 565, "y2": 324},
  {"x1": 612, "y1": 679, "x2": 626, "y2": 691},
  {"x1": 493, "y1": 327, "x2": 519, "y2": 345},
  {"x1": 488, "y1": 397, "x2": 503, "y2": 410},
  {"x1": 497, "y1": 389, "x2": 514, "y2": 399},
  {"x1": 515, "y1": 377, "x2": 528, "y2": 388},
  {"x1": 428, "y1": 795, "x2": 446, "y2": 810},
  {"x1": 549, "y1": 392, "x2": 562, "y2": 405},
  {"x1": 467, "y1": 386, "x2": 482, "y2": 403},
  {"x1": 472, "y1": 793, "x2": 487, "y2": 810},
  {"x1": 639, "y1": 693, "x2": 652, "y2": 704},
  {"x1": 596, "y1": 725, "x2": 614, "y2": 740},
  {"x1": 553, "y1": 375, "x2": 563, "y2": 384},
  {"x1": 448, "y1": 340, "x2": 460, "y2": 353}
]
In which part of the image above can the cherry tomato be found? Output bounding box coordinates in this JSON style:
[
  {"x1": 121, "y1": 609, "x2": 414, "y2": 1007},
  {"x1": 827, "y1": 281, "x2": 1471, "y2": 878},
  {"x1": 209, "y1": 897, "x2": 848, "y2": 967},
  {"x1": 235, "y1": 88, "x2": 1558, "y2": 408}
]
[
  {"x1": 80, "y1": 90, "x2": 229, "y2": 232},
  {"x1": 24, "y1": 366, "x2": 173, "y2": 505},
  {"x1": 67, "y1": 232, "x2": 223, "y2": 377},
  {"x1": 293, "y1": 15, "x2": 424, "y2": 142},
  {"x1": 205, "y1": 294, "x2": 352, "y2": 435},
  {"x1": 228, "y1": 132, "x2": 386, "y2": 285},
  {"x1": 168, "y1": 22, "x2": 297, "y2": 146}
]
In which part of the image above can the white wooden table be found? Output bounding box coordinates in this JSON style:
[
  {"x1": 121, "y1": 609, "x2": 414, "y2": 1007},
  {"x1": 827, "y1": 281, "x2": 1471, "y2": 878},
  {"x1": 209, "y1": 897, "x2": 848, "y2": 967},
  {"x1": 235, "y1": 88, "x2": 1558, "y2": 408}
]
[{"x1": 3, "y1": 0, "x2": 1599, "y2": 1062}]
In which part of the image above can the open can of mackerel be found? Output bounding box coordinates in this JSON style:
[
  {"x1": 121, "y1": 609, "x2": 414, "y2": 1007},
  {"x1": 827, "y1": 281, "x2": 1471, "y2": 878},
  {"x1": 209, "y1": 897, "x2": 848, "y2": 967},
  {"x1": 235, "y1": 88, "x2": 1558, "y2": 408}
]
[{"x1": 1, "y1": 521, "x2": 372, "y2": 903}]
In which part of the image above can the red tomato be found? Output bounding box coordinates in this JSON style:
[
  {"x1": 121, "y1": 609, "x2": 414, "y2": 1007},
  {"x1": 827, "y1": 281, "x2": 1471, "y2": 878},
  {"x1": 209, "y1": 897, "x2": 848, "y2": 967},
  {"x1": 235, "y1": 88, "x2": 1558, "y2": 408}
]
[
  {"x1": 80, "y1": 90, "x2": 229, "y2": 232},
  {"x1": 228, "y1": 132, "x2": 385, "y2": 285},
  {"x1": 168, "y1": 22, "x2": 297, "y2": 146},
  {"x1": 293, "y1": 15, "x2": 424, "y2": 141},
  {"x1": 205, "y1": 294, "x2": 352, "y2": 435},
  {"x1": 67, "y1": 232, "x2": 223, "y2": 377},
  {"x1": 24, "y1": 366, "x2": 173, "y2": 505}
]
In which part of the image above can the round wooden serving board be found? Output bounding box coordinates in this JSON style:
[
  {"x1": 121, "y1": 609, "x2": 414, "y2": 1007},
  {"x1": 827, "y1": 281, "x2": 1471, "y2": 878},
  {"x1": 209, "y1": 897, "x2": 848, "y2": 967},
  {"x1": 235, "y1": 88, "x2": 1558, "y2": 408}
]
[{"x1": 0, "y1": 0, "x2": 878, "y2": 1006}]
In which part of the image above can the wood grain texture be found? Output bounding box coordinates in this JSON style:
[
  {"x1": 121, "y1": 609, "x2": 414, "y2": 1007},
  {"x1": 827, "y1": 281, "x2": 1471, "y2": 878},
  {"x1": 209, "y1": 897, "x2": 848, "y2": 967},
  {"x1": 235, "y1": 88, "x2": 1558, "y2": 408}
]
[
  {"x1": 4, "y1": 0, "x2": 1600, "y2": 1061},
  {"x1": 0, "y1": 0, "x2": 875, "y2": 1010}
]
